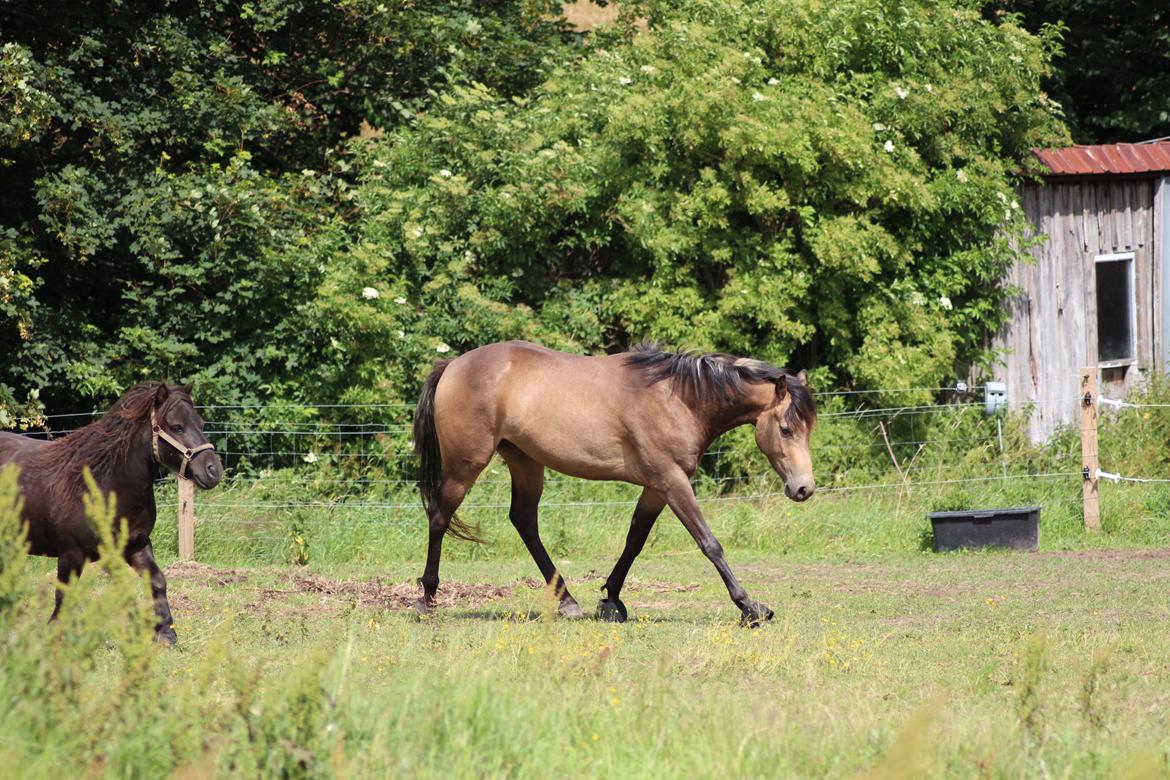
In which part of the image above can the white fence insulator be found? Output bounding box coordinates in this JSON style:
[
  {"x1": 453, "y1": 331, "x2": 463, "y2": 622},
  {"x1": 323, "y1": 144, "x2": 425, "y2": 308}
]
[{"x1": 1095, "y1": 467, "x2": 1170, "y2": 484}]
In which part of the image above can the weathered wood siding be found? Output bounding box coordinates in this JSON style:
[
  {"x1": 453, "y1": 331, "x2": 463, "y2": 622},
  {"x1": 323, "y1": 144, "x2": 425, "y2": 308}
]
[{"x1": 995, "y1": 179, "x2": 1157, "y2": 441}]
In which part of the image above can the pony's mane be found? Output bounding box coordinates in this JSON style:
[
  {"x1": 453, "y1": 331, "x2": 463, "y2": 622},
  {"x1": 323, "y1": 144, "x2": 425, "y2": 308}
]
[
  {"x1": 37, "y1": 383, "x2": 190, "y2": 497},
  {"x1": 622, "y1": 344, "x2": 816, "y2": 427}
]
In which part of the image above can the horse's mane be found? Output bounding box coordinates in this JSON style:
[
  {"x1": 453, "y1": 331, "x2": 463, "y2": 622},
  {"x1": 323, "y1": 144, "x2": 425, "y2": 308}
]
[
  {"x1": 622, "y1": 344, "x2": 817, "y2": 427},
  {"x1": 35, "y1": 383, "x2": 189, "y2": 498}
]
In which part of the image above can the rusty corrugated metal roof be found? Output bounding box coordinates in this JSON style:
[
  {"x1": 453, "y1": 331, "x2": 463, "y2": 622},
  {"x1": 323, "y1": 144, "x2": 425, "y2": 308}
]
[{"x1": 1033, "y1": 141, "x2": 1170, "y2": 176}]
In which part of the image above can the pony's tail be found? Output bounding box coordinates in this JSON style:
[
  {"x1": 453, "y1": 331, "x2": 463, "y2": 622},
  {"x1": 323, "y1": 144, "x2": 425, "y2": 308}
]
[{"x1": 413, "y1": 359, "x2": 485, "y2": 544}]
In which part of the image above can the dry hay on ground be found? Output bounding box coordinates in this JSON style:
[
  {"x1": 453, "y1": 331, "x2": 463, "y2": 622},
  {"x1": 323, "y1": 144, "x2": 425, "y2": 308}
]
[
  {"x1": 165, "y1": 561, "x2": 704, "y2": 613},
  {"x1": 290, "y1": 573, "x2": 515, "y2": 610}
]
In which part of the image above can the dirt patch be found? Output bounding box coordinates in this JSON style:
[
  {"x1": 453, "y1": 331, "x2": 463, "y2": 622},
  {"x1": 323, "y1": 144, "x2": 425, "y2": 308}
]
[
  {"x1": 289, "y1": 573, "x2": 514, "y2": 611},
  {"x1": 520, "y1": 574, "x2": 700, "y2": 594},
  {"x1": 1039, "y1": 548, "x2": 1170, "y2": 561},
  {"x1": 165, "y1": 561, "x2": 249, "y2": 585}
]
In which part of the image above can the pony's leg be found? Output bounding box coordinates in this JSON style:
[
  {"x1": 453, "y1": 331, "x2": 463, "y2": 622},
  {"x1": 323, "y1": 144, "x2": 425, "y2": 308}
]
[
  {"x1": 598, "y1": 488, "x2": 667, "y2": 623},
  {"x1": 125, "y1": 540, "x2": 177, "y2": 645},
  {"x1": 417, "y1": 459, "x2": 488, "y2": 615},
  {"x1": 499, "y1": 443, "x2": 584, "y2": 619},
  {"x1": 662, "y1": 476, "x2": 773, "y2": 626},
  {"x1": 49, "y1": 548, "x2": 85, "y2": 623}
]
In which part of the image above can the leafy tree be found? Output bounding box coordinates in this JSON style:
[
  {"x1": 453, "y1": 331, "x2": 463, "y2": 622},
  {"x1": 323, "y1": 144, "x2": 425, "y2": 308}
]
[
  {"x1": 0, "y1": 0, "x2": 573, "y2": 413},
  {"x1": 316, "y1": 0, "x2": 1067, "y2": 406},
  {"x1": 988, "y1": 0, "x2": 1170, "y2": 143},
  {"x1": 1, "y1": 0, "x2": 1070, "y2": 423}
]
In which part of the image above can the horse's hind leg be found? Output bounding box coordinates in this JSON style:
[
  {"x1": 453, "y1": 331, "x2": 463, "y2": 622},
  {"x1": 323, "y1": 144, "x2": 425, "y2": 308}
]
[
  {"x1": 126, "y1": 539, "x2": 177, "y2": 645},
  {"x1": 499, "y1": 443, "x2": 583, "y2": 619},
  {"x1": 417, "y1": 458, "x2": 489, "y2": 615},
  {"x1": 49, "y1": 548, "x2": 85, "y2": 623},
  {"x1": 598, "y1": 487, "x2": 667, "y2": 623}
]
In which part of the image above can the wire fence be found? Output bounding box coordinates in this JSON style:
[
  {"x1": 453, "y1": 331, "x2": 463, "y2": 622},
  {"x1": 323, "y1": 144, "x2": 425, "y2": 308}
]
[{"x1": 12, "y1": 376, "x2": 1170, "y2": 549}]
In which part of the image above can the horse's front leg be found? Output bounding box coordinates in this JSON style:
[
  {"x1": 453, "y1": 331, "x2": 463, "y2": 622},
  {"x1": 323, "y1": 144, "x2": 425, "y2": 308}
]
[
  {"x1": 125, "y1": 539, "x2": 177, "y2": 645},
  {"x1": 50, "y1": 548, "x2": 86, "y2": 623},
  {"x1": 662, "y1": 476, "x2": 773, "y2": 627}
]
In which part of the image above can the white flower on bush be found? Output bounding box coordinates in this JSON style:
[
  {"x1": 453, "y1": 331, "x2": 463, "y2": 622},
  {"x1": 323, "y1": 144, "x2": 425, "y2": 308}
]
[
  {"x1": 436, "y1": 342, "x2": 451, "y2": 354},
  {"x1": 639, "y1": 65, "x2": 655, "y2": 74},
  {"x1": 751, "y1": 92, "x2": 765, "y2": 102},
  {"x1": 883, "y1": 140, "x2": 895, "y2": 153},
  {"x1": 394, "y1": 295, "x2": 407, "y2": 305},
  {"x1": 361, "y1": 287, "x2": 380, "y2": 300},
  {"x1": 939, "y1": 296, "x2": 953, "y2": 311},
  {"x1": 439, "y1": 169, "x2": 452, "y2": 178},
  {"x1": 894, "y1": 86, "x2": 909, "y2": 99},
  {"x1": 955, "y1": 169, "x2": 969, "y2": 183},
  {"x1": 303, "y1": 452, "x2": 319, "y2": 464},
  {"x1": 910, "y1": 291, "x2": 926, "y2": 306},
  {"x1": 767, "y1": 77, "x2": 779, "y2": 86},
  {"x1": 618, "y1": 77, "x2": 632, "y2": 85}
]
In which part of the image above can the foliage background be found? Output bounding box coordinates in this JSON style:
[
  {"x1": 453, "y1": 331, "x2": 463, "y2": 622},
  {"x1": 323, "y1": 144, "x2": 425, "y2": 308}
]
[
  {"x1": 0, "y1": 0, "x2": 1071, "y2": 425},
  {"x1": 0, "y1": 0, "x2": 574, "y2": 414},
  {"x1": 988, "y1": 0, "x2": 1170, "y2": 144}
]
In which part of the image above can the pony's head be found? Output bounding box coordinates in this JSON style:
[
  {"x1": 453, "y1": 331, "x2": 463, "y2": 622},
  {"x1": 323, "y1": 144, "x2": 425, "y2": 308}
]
[
  {"x1": 149, "y1": 383, "x2": 222, "y2": 489},
  {"x1": 753, "y1": 370, "x2": 816, "y2": 502}
]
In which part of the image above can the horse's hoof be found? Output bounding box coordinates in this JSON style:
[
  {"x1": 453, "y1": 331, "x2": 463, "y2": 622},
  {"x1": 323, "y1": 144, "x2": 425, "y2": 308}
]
[
  {"x1": 597, "y1": 598, "x2": 628, "y2": 623},
  {"x1": 739, "y1": 602, "x2": 774, "y2": 628},
  {"x1": 559, "y1": 600, "x2": 586, "y2": 620},
  {"x1": 155, "y1": 626, "x2": 177, "y2": 646}
]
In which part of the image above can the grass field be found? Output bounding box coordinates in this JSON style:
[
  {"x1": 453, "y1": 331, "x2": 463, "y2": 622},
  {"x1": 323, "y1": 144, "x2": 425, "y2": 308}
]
[
  {"x1": 7, "y1": 501, "x2": 1170, "y2": 778},
  {"x1": 6, "y1": 395, "x2": 1170, "y2": 777}
]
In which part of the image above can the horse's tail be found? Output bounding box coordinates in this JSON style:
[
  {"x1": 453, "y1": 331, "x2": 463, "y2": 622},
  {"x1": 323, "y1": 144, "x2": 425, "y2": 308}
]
[{"x1": 413, "y1": 359, "x2": 485, "y2": 544}]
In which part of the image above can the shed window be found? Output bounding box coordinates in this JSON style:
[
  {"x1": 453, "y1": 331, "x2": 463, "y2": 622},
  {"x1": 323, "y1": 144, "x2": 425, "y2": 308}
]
[{"x1": 1095, "y1": 254, "x2": 1135, "y2": 364}]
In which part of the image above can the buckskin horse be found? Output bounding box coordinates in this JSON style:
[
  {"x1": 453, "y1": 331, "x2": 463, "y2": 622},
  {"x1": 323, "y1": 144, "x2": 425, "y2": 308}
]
[
  {"x1": 0, "y1": 383, "x2": 222, "y2": 644},
  {"x1": 412, "y1": 341, "x2": 816, "y2": 625}
]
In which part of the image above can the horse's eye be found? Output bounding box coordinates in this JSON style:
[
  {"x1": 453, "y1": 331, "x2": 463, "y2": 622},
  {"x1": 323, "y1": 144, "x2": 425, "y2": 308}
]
[
  {"x1": 780, "y1": 426, "x2": 793, "y2": 439},
  {"x1": 171, "y1": 424, "x2": 184, "y2": 434}
]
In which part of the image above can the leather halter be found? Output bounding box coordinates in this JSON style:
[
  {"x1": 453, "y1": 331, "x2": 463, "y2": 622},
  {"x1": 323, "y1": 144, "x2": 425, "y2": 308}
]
[{"x1": 150, "y1": 407, "x2": 215, "y2": 480}]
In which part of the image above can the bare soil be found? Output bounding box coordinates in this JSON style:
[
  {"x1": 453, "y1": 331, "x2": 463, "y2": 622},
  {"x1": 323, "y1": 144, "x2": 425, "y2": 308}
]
[{"x1": 164, "y1": 561, "x2": 705, "y2": 614}]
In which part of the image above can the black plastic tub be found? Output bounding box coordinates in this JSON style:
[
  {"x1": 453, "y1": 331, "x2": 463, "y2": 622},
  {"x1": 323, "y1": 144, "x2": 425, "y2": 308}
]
[{"x1": 928, "y1": 506, "x2": 1040, "y2": 552}]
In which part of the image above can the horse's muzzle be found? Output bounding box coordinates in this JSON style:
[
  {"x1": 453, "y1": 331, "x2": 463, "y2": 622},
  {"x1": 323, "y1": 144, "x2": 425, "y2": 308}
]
[
  {"x1": 190, "y1": 452, "x2": 224, "y2": 490},
  {"x1": 785, "y1": 483, "x2": 814, "y2": 502}
]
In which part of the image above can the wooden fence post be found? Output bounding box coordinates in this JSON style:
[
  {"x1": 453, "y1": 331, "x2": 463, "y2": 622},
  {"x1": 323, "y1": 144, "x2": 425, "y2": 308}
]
[
  {"x1": 178, "y1": 477, "x2": 196, "y2": 559},
  {"x1": 1080, "y1": 367, "x2": 1101, "y2": 533}
]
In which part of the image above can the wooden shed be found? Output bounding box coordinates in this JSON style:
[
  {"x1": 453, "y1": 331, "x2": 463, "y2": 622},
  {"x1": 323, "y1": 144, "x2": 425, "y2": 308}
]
[{"x1": 994, "y1": 141, "x2": 1170, "y2": 440}]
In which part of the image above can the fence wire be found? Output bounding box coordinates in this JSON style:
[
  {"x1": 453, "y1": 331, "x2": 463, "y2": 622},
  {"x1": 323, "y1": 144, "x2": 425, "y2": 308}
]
[{"x1": 18, "y1": 382, "x2": 1169, "y2": 543}]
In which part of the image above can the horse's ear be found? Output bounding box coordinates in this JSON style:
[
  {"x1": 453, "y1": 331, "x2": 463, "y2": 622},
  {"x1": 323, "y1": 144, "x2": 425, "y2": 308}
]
[
  {"x1": 774, "y1": 374, "x2": 788, "y2": 399},
  {"x1": 179, "y1": 382, "x2": 194, "y2": 396},
  {"x1": 795, "y1": 369, "x2": 808, "y2": 386},
  {"x1": 153, "y1": 383, "x2": 170, "y2": 407}
]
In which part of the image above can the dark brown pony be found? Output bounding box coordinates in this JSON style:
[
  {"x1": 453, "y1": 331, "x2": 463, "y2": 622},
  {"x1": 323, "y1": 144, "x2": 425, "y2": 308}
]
[
  {"x1": 413, "y1": 341, "x2": 816, "y2": 625},
  {"x1": 0, "y1": 383, "x2": 222, "y2": 644}
]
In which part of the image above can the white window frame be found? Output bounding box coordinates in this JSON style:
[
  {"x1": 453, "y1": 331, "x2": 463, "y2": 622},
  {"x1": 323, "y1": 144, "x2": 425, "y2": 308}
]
[{"x1": 1094, "y1": 251, "x2": 1137, "y2": 368}]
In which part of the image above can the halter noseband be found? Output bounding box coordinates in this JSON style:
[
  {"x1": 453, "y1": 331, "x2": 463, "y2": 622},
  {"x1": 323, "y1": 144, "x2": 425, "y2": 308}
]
[{"x1": 150, "y1": 407, "x2": 215, "y2": 480}]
